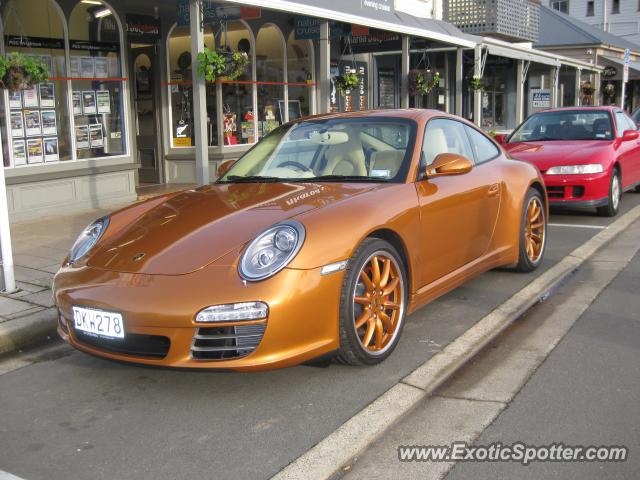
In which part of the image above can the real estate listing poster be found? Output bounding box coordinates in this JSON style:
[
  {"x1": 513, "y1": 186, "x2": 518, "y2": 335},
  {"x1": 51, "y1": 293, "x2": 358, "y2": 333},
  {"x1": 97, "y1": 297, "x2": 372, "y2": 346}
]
[
  {"x1": 75, "y1": 125, "x2": 89, "y2": 149},
  {"x1": 81, "y1": 57, "x2": 95, "y2": 78},
  {"x1": 89, "y1": 124, "x2": 104, "y2": 148},
  {"x1": 41, "y1": 110, "x2": 57, "y2": 136},
  {"x1": 24, "y1": 110, "x2": 42, "y2": 137},
  {"x1": 70, "y1": 56, "x2": 80, "y2": 77},
  {"x1": 26, "y1": 138, "x2": 44, "y2": 164},
  {"x1": 9, "y1": 90, "x2": 22, "y2": 109},
  {"x1": 44, "y1": 137, "x2": 60, "y2": 162},
  {"x1": 72, "y1": 91, "x2": 83, "y2": 116},
  {"x1": 94, "y1": 58, "x2": 109, "y2": 78},
  {"x1": 10, "y1": 111, "x2": 24, "y2": 138},
  {"x1": 22, "y1": 86, "x2": 39, "y2": 108},
  {"x1": 82, "y1": 91, "x2": 97, "y2": 115},
  {"x1": 11, "y1": 140, "x2": 26, "y2": 166},
  {"x1": 39, "y1": 83, "x2": 55, "y2": 108},
  {"x1": 96, "y1": 90, "x2": 111, "y2": 114}
]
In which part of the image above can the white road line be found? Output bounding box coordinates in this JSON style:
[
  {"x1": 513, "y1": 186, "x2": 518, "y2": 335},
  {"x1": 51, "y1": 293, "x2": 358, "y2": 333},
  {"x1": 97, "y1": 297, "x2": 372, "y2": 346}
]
[
  {"x1": 549, "y1": 223, "x2": 607, "y2": 230},
  {"x1": 0, "y1": 470, "x2": 28, "y2": 480}
]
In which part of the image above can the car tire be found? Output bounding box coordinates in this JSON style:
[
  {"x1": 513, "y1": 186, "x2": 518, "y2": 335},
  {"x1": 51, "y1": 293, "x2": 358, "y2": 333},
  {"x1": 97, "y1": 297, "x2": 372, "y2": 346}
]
[
  {"x1": 335, "y1": 238, "x2": 408, "y2": 366},
  {"x1": 635, "y1": 184, "x2": 640, "y2": 193},
  {"x1": 597, "y1": 169, "x2": 622, "y2": 217},
  {"x1": 514, "y1": 188, "x2": 547, "y2": 273}
]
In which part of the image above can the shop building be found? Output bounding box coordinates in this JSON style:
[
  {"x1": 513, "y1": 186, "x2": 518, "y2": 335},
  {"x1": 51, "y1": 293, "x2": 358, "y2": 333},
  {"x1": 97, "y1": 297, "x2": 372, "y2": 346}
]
[{"x1": 0, "y1": 0, "x2": 599, "y2": 220}]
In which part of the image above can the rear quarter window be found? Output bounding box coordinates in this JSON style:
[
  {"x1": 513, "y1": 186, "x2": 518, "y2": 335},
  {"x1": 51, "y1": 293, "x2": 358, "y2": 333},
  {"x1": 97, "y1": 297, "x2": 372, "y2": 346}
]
[{"x1": 464, "y1": 126, "x2": 500, "y2": 164}]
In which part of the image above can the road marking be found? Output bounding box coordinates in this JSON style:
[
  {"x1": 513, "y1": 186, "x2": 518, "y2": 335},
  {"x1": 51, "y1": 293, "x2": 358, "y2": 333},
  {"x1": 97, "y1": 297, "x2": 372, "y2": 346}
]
[
  {"x1": 0, "y1": 470, "x2": 28, "y2": 480},
  {"x1": 549, "y1": 223, "x2": 606, "y2": 230}
]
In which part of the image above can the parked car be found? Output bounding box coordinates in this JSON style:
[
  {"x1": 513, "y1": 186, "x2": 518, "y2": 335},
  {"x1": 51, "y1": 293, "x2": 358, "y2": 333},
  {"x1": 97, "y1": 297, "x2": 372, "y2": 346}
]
[
  {"x1": 496, "y1": 107, "x2": 640, "y2": 217},
  {"x1": 631, "y1": 107, "x2": 640, "y2": 128},
  {"x1": 53, "y1": 110, "x2": 547, "y2": 371}
]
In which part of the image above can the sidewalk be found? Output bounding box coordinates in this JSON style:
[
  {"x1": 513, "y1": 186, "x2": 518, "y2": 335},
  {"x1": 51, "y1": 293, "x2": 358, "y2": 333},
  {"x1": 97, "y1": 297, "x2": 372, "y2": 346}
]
[{"x1": 0, "y1": 183, "x2": 194, "y2": 353}]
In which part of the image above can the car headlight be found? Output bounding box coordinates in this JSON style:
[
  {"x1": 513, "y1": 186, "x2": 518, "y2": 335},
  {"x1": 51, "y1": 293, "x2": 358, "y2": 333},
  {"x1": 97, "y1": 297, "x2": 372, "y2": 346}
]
[
  {"x1": 239, "y1": 220, "x2": 305, "y2": 281},
  {"x1": 546, "y1": 164, "x2": 604, "y2": 175},
  {"x1": 69, "y1": 217, "x2": 109, "y2": 263}
]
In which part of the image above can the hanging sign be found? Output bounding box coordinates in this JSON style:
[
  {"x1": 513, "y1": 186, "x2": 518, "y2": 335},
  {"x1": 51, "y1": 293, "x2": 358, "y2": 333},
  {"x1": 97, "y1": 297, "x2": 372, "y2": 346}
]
[
  {"x1": 347, "y1": 29, "x2": 402, "y2": 54},
  {"x1": 126, "y1": 14, "x2": 161, "y2": 42},
  {"x1": 70, "y1": 40, "x2": 119, "y2": 53},
  {"x1": 177, "y1": 0, "x2": 261, "y2": 26},
  {"x1": 5, "y1": 35, "x2": 64, "y2": 50}
]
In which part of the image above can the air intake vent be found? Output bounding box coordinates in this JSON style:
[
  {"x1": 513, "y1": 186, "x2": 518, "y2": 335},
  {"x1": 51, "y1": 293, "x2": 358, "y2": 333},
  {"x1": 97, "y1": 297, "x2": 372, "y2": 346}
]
[{"x1": 191, "y1": 323, "x2": 266, "y2": 360}]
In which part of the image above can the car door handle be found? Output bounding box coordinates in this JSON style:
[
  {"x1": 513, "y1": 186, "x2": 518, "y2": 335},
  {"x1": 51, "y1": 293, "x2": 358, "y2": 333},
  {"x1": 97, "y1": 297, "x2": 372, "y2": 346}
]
[{"x1": 488, "y1": 183, "x2": 500, "y2": 196}]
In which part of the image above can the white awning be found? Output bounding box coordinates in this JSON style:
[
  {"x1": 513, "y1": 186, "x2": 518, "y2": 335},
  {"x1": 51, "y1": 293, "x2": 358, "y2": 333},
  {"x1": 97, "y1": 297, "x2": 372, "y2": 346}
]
[{"x1": 485, "y1": 43, "x2": 560, "y2": 67}]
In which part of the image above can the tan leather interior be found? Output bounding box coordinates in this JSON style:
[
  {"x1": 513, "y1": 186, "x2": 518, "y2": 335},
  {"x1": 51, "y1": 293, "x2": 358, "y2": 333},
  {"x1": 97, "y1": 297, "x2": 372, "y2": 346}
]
[
  {"x1": 370, "y1": 150, "x2": 404, "y2": 177},
  {"x1": 322, "y1": 129, "x2": 367, "y2": 176},
  {"x1": 423, "y1": 127, "x2": 449, "y2": 165}
]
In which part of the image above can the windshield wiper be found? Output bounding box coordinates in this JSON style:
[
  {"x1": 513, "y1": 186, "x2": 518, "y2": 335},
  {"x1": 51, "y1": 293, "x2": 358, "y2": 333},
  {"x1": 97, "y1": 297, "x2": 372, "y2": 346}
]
[
  {"x1": 218, "y1": 175, "x2": 283, "y2": 184},
  {"x1": 306, "y1": 175, "x2": 390, "y2": 183}
]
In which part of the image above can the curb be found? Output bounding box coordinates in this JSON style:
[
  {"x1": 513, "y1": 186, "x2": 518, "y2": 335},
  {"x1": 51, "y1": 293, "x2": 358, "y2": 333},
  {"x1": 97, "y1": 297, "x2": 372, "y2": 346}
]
[
  {"x1": 272, "y1": 204, "x2": 640, "y2": 480},
  {"x1": 0, "y1": 307, "x2": 58, "y2": 355}
]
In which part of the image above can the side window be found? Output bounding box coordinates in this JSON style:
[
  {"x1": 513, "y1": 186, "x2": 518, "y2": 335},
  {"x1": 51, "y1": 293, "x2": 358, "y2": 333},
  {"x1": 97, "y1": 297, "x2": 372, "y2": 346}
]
[
  {"x1": 465, "y1": 126, "x2": 501, "y2": 164},
  {"x1": 614, "y1": 112, "x2": 631, "y2": 137},
  {"x1": 422, "y1": 119, "x2": 474, "y2": 166}
]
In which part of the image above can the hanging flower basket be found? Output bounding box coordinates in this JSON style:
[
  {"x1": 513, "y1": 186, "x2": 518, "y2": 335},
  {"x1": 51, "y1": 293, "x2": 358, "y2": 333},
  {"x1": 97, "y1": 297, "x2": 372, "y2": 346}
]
[
  {"x1": 581, "y1": 82, "x2": 595, "y2": 96},
  {"x1": 469, "y1": 75, "x2": 485, "y2": 92},
  {"x1": 197, "y1": 47, "x2": 249, "y2": 82},
  {"x1": 335, "y1": 71, "x2": 361, "y2": 96},
  {"x1": 604, "y1": 83, "x2": 615, "y2": 96},
  {"x1": 408, "y1": 70, "x2": 441, "y2": 96},
  {"x1": 0, "y1": 53, "x2": 49, "y2": 92}
]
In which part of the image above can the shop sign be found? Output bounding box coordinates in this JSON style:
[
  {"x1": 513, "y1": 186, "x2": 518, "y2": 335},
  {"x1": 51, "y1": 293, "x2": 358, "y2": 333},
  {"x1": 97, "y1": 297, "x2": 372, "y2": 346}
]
[
  {"x1": 177, "y1": 0, "x2": 261, "y2": 26},
  {"x1": 531, "y1": 90, "x2": 551, "y2": 110},
  {"x1": 293, "y1": 17, "x2": 346, "y2": 40},
  {"x1": 602, "y1": 66, "x2": 617, "y2": 78},
  {"x1": 126, "y1": 14, "x2": 161, "y2": 42},
  {"x1": 70, "y1": 40, "x2": 119, "y2": 53},
  {"x1": 348, "y1": 29, "x2": 402, "y2": 54},
  {"x1": 5, "y1": 35, "x2": 64, "y2": 50},
  {"x1": 361, "y1": 0, "x2": 394, "y2": 13}
]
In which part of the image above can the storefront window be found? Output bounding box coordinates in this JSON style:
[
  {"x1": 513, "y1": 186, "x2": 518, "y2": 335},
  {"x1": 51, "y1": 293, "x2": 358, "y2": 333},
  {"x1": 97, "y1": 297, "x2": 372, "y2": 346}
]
[
  {"x1": 167, "y1": 25, "x2": 215, "y2": 148},
  {"x1": 287, "y1": 32, "x2": 314, "y2": 119},
  {"x1": 69, "y1": 1, "x2": 126, "y2": 159},
  {"x1": 219, "y1": 21, "x2": 253, "y2": 146},
  {"x1": 2, "y1": 0, "x2": 70, "y2": 167},
  {"x1": 256, "y1": 24, "x2": 285, "y2": 140}
]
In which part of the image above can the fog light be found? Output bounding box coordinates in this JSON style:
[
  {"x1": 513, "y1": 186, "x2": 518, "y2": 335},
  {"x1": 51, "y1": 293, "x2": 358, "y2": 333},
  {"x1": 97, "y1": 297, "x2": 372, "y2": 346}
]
[{"x1": 195, "y1": 302, "x2": 269, "y2": 323}]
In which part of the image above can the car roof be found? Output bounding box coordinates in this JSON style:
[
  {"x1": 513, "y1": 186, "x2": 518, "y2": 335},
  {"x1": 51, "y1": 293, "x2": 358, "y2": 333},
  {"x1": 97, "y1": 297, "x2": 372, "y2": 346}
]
[
  {"x1": 289, "y1": 109, "x2": 458, "y2": 125},
  {"x1": 537, "y1": 106, "x2": 619, "y2": 114}
]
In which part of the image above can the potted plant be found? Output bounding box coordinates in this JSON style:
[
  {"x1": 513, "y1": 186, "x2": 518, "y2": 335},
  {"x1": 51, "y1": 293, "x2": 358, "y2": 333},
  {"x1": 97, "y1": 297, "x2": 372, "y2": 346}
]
[
  {"x1": 335, "y1": 71, "x2": 361, "y2": 96},
  {"x1": 408, "y1": 70, "x2": 441, "y2": 96},
  {"x1": 469, "y1": 75, "x2": 485, "y2": 91},
  {"x1": 581, "y1": 82, "x2": 595, "y2": 96},
  {"x1": 0, "y1": 53, "x2": 49, "y2": 91},
  {"x1": 604, "y1": 82, "x2": 615, "y2": 96},
  {"x1": 197, "y1": 47, "x2": 249, "y2": 82}
]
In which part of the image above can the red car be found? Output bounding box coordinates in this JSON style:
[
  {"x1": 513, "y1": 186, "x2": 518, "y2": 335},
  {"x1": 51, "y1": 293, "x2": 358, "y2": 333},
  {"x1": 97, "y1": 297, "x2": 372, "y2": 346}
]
[{"x1": 497, "y1": 107, "x2": 640, "y2": 216}]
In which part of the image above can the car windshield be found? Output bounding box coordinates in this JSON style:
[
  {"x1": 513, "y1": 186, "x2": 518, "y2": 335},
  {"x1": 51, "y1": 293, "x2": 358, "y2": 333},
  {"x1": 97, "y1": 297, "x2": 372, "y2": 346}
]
[
  {"x1": 217, "y1": 117, "x2": 417, "y2": 184},
  {"x1": 508, "y1": 110, "x2": 614, "y2": 143}
]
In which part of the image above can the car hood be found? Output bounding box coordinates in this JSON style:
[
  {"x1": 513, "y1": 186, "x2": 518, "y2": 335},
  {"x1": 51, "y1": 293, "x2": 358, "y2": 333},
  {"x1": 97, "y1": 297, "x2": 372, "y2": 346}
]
[
  {"x1": 86, "y1": 182, "x2": 377, "y2": 275},
  {"x1": 504, "y1": 140, "x2": 611, "y2": 171}
]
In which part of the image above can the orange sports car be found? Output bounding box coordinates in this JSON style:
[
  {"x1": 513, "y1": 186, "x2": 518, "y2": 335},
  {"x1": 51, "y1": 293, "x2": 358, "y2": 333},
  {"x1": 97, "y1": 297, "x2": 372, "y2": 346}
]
[{"x1": 53, "y1": 110, "x2": 547, "y2": 371}]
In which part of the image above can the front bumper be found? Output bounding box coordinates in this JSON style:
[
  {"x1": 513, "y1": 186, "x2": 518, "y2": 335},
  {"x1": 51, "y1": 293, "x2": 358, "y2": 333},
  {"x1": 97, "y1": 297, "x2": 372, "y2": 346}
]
[
  {"x1": 53, "y1": 263, "x2": 344, "y2": 371},
  {"x1": 542, "y1": 171, "x2": 610, "y2": 208}
]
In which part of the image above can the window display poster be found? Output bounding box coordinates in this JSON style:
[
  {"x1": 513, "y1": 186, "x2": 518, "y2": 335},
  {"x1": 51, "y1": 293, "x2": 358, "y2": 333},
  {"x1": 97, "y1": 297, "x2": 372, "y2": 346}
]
[
  {"x1": 26, "y1": 138, "x2": 43, "y2": 164},
  {"x1": 70, "y1": 56, "x2": 80, "y2": 77},
  {"x1": 72, "y1": 91, "x2": 83, "y2": 116},
  {"x1": 89, "y1": 124, "x2": 104, "y2": 148},
  {"x1": 81, "y1": 56, "x2": 95, "y2": 78},
  {"x1": 12, "y1": 140, "x2": 26, "y2": 166},
  {"x1": 10, "y1": 111, "x2": 24, "y2": 138},
  {"x1": 22, "y1": 86, "x2": 39, "y2": 108},
  {"x1": 96, "y1": 90, "x2": 111, "y2": 114},
  {"x1": 9, "y1": 90, "x2": 22, "y2": 109},
  {"x1": 41, "y1": 110, "x2": 57, "y2": 136},
  {"x1": 24, "y1": 110, "x2": 42, "y2": 137},
  {"x1": 82, "y1": 91, "x2": 97, "y2": 115},
  {"x1": 39, "y1": 83, "x2": 55, "y2": 108},
  {"x1": 43, "y1": 137, "x2": 59, "y2": 162},
  {"x1": 75, "y1": 125, "x2": 90, "y2": 149},
  {"x1": 94, "y1": 58, "x2": 109, "y2": 78}
]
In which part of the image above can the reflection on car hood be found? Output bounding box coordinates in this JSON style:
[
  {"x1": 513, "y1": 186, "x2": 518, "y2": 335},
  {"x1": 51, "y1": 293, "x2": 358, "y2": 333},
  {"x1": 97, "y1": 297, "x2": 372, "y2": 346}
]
[
  {"x1": 504, "y1": 140, "x2": 611, "y2": 171},
  {"x1": 87, "y1": 182, "x2": 377, "y2": 275}
]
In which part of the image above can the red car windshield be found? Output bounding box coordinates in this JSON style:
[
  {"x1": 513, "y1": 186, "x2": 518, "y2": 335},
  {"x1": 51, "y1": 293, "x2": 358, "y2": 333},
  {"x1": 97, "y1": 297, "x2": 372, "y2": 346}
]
[{"x1": 509, "y1": 111, "x2": 614, "y2": 143}]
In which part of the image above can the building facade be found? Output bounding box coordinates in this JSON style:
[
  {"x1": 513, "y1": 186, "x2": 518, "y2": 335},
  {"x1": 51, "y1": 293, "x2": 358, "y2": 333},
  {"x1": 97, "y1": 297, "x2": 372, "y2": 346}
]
[{"x1": 0, "y1": 0, "x2": 598, "y2": 221}]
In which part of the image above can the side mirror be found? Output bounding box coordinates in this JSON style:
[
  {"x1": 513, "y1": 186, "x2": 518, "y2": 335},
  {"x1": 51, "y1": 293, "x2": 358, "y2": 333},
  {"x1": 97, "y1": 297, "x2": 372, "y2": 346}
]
[
  {"x1": 493, "y1": 133, "x2": 507, "y2": 145},
  {"x1": 217, "y1": 159, "x2": 236, "y2": 177},
  {"x1": 622, "y1": 130, "x2": 639, "y2": 142},
  {"x1": 426, "y1": 153, "x2": 473, "y2": 178}
]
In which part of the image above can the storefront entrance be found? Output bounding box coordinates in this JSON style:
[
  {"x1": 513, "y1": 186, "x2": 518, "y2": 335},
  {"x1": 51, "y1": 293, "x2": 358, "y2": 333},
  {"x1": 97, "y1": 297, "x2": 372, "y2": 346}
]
[{"x1": 130, "y1": 47, "x2": 162, "y2": 184}]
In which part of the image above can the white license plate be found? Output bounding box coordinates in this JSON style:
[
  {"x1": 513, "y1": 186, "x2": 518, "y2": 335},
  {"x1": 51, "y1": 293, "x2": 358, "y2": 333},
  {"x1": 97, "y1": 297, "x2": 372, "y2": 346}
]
[{"x1": 72, "y1": 306, "x2": 125, "y2": 339}]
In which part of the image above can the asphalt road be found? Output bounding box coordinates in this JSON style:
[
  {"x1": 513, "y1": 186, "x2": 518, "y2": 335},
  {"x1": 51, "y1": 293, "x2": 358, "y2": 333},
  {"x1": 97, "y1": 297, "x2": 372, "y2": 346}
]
[{"x1": 1, "y1": 194, "x2": 639, "y2": 480}]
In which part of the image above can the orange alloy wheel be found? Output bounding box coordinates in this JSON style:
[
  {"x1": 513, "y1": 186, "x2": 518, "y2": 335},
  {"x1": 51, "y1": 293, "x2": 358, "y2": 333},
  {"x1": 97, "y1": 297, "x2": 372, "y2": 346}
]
[
  {"x1": 525, "y1": 197, "x2": 545, "y2": 263},
  {"x1": 353, "y1": 251, "x2": 404, "y2": 354}
]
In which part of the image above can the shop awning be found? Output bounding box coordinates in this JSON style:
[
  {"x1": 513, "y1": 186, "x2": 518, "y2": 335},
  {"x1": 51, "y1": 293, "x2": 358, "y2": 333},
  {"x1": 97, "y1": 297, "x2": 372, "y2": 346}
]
[
  {"x1": 484, "y1": 41, "x2": 560, "y2": 67},
  {"x1": 600, "y1": 55, "x2": 640, "y2": 80},
  {"x1": 221, "y1": 0, "x2": 477, "y2": 48}
]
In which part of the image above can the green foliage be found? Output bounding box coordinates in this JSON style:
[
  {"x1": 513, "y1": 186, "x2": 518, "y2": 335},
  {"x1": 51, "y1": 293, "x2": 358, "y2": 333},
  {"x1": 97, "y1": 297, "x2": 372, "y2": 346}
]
[
  {"x1": 409, "y1": 70, "x2": 441, "y2": 96},
  {"x1": 335, "y1": 71, "x2": 361, "y2": 95},
  {"x1": 197, "y1": 47, "x2": 249, "y2": 82},
  {"x1": 0, "y1": 53, "x2": 49, "y2": 91},
  {"x1": 469, "y1": 75, "x2": 485, "y2": 91},
  {"x1": 581, "y1": 82, "x2": 595, "y2": 96}
]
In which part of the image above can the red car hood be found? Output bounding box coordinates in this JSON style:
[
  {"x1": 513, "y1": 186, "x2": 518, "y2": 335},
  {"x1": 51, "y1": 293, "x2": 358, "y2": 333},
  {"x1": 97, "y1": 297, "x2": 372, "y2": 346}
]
[
  {"x1": 86, "y1": 182, "x2": 378, "y2": 275},
  {"x1": 504, "y1": 140, "x2": 611, "y2": 172}
]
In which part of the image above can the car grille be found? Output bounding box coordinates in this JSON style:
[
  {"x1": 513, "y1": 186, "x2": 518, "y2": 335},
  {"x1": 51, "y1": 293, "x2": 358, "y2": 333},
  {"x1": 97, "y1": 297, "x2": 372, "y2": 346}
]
[
  {"x1": 191, "y1": 324, "x2": 266, "y2": 360},
  {"x1": 74, "y1": 331, "x2": 170, "y2": 359},
  {"x1": 546, "y1": 186, "x2": 565, "y2": 199}
]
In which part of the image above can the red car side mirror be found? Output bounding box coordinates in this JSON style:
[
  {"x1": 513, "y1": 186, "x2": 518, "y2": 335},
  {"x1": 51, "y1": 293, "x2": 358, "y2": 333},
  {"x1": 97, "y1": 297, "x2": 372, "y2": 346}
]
[{"x1": 622, "y1": 130, "x2": 639, "y2": 142}]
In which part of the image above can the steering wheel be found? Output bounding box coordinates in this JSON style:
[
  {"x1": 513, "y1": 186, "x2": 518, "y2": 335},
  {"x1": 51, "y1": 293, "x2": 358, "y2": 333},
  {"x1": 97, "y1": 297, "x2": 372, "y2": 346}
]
[{"x1": 277, "y1": 161, "x2": 312, "y2": 172}]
